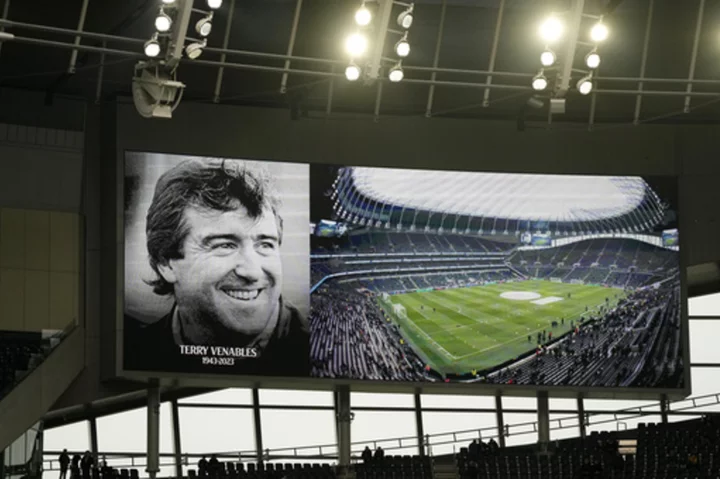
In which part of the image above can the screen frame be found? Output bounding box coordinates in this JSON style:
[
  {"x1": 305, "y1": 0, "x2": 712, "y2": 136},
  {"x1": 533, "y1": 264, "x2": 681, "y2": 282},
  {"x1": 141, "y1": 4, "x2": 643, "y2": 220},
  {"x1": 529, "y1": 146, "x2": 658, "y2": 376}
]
[{"x1": 113, "y1": 102, "x2": 690, "y2": 401}]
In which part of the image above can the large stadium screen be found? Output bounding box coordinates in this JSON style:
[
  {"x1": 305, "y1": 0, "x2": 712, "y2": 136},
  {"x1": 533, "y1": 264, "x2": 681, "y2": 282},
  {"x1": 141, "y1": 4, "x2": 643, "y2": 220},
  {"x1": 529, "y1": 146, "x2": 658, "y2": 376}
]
[{"x1": 122, "y1": 153, "x2": 684, "y2": 391}]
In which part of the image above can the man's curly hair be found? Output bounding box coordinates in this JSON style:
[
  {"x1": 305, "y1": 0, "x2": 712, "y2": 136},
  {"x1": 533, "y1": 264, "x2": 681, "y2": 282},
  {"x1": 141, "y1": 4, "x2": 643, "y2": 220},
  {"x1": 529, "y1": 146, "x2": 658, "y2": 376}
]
[{"x1": 145, "y1": 158, "x2": 283, "y2": 296}]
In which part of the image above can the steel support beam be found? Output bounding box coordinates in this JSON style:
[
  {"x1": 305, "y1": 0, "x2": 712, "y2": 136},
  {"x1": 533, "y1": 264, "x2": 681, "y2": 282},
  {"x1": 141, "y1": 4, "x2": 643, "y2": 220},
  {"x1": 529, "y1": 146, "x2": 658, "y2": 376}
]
[
  {"x1": 167, "y1": 0, "x2": 195, "y2": 69},
  {"x1": 633, "y1": 0, "x2": 654, "y2": 125},
  {"x1": 482, "y1": 0, "x2": 505, "y2": 107},
  {"x1": 146, "y1": 381, "x2": 161, "y2": 479},
  {"x1": 588, "y1": 68, "x2": 598, "y2": 131},
  {"x1": 414, "y1": 391, "x2": 425, "y2": 456},
  {"x1": 495, "y1": 394, "x2": 506, "y2": 448},
  {"x1": 171, "y1": 400, "x2": 183, "y2": 479},
  {"x1": 280, "y1": 0, "x2": 303, "y2": 93},
  {"x1": 556, "y1": 0, "x2": 585, "y2": 97},
  {"x1": 335, "y1": 386, "x2": 351, "y2": 472},
  {"x1": 252, "y1": 388, "x2": 264, "y2": 465},
  {"x1": 213, "y1": 0, "x2": 236, "y2": 103},
  {"x1": 660, "y1": 395, "x2": 669, "y2": 424},
  {"x1": 94, "y1": 40, "x2": 106, "y2": 104},
  {"x1": 577, "y1": 395, "x2": 586, "y2": 439},
  {"x1": 68, "y1": 0, "x2": 90, "y2": 73},
  {"x1": 425, "y1": 0, "x2": 447, "y2": 117},
  {"x1": 373, "y1": 81, "x2": 383, "y2": 122},
  {"x1": 88, "y1": 418, "x2": 99, "y2": 460},
  {"x1": 537, "y1": 391, "x2": 550, "y2": 450},
  {"x1": 325, "y1": 65, "x2": 335, "y2": 116},
  {"x1": 367, "y1": 0, "x2": 394, "y2": 81},
  {"x1": 0, "y1": 0, "x2": 11, "y2": 57},
  {"x1": 684, "y1": 0, "x2": 705, "y2": 113}
]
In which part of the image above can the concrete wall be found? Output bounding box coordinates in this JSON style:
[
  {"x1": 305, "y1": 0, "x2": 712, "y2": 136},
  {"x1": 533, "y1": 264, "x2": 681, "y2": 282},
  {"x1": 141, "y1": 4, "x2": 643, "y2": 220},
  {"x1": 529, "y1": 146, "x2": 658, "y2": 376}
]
[{"x1": 0, "y1": 208, "x2": 80, "y2": 331}]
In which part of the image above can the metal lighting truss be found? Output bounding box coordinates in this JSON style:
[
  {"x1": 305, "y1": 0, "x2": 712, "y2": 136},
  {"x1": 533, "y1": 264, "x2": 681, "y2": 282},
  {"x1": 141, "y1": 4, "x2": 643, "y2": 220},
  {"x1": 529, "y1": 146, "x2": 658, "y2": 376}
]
[
  {"x1": 332, "y1": 168, "x2": 665, "y2": 236},
  {"x1": 0, "y1": 0, "x2": 716, "y2": 126}
]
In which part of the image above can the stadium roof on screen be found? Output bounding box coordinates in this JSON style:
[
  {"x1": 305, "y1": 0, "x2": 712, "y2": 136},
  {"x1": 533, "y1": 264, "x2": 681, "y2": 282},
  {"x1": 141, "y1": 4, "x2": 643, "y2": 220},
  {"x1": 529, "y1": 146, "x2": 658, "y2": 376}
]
[{"x1": 351, "y1": 168, "x2": 650, "y2": 221}]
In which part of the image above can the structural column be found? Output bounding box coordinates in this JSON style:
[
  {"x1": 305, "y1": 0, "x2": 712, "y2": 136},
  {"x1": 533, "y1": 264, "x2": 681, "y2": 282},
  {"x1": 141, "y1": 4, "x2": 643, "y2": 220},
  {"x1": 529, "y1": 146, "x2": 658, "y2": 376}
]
[
  {"x1": 660, "y1": 395, "x2": 669, "y2": 424},
  {"x1": 171, "y1": 400, "x2": 183, "y2": 479},
  {"x1": 88, "y1": 417, "x2": 99, "y2": 461},
  {"x1": 537, "y1": 391, "x2": 550, "y2": 451},
  {"x1": 146, "y1": 380, "x2": 161, "y2": 479},
  {"x1": 414, "y1": 391, "x2": 425, "y2": 456},
  {"x1": 251, "y1": 388, "x2": 264, "y2": 464},
  {"x1": 335, "y1": 385, "x2": 351, "y2": 470},
  {"x1": 494, "y1": 394, "x2": 506, "y2": 448},
  {"x1": 577, "y1": 394, "x2": 587, "y2": 439}
]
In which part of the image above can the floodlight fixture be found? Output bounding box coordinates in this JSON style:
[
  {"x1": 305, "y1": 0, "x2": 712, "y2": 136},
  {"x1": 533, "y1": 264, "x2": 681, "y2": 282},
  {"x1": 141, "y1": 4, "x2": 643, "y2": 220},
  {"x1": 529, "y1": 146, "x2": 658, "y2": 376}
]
[
  {"x1": 395, "y1": 34, "x2": 410, "y2": 58},
  {"x1": 539, "y1": 15, "x2": 563, "y2": 43},
  {"x1": 585, "y1": 51, "x2": 601, "y2": 69},
  {"x1": 540, "y1": 49, "x2": 556, "y2": 67},
  {"x1": 207, "y1": 0, "x2": 222, "y2": 9},
  {"x1": 577, "y1": 75, "x2": 593, "y2": 95},
  {"x1": 345, "y1": 62, "x2": 362, "y2": 81},
  {"x1": 185, "y1": 39, "x2": 207, "y2": 59},
  {"x1": 590, "y1": 22, "x2": 609, "y2": 43},
  {"x1": 389, "y1": 63, "x2": 404, "y2": 82},
  {"x1": 397, "y1": 4, "x2": 414, "y2": 29},
  {"x1": 162, "y1": 0, "x2": 176, "y2": 4},
  {"x1": 345, "y1": 32, "x2": 368, "y2": 57},
  {"x1": 144, "y1": 33, "x2": 161, "y2": 58},
  {"x1": 132, "y1": 64, "x2": 185, "y2": 119},
  {"x1": 532, "y1": 72, "x2": 548, "y2": 91},
  {"x1": 155, "y1": 9, "x2": 172, "y2": 32},
  {"x1": 355, "y1": 3, "x2": 372, "y2": 26},
  {"x1": 196, "y1": 12, "x2": 214, "y2": 37}
]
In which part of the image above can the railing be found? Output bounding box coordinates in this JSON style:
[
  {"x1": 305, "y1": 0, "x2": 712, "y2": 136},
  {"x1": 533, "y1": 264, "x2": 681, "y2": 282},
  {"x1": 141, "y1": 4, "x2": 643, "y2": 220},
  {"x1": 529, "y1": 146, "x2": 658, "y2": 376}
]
[{"x1": 42, "y1": 391, "x2": 720, "y2": 472}]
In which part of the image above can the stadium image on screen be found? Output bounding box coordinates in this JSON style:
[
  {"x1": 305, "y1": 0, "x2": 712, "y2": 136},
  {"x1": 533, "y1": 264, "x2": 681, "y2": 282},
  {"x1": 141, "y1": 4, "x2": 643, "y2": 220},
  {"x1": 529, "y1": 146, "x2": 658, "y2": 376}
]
[{"x1": 309, "y1": 166, "x2": 682, "y2": 389}]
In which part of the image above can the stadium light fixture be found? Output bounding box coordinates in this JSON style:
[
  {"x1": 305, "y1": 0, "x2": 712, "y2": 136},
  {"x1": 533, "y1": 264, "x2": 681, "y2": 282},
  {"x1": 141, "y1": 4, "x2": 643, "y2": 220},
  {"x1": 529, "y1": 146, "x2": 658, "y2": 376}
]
[
  {"x1": 144, "y1": 33, "x2": 161, "y2": 58},
  {"x1": 345, "y1": 32, "x2": 368, "y2": 57},
  {"x1": 185, "y1": 39, "x2": 207, "y2": 60},
  {"x1": 539, "y1": 15, "x2": 563, "y2": 43},
  {"x1": 207, "y1": 0, "x2": 222, "y2": 9},
  {"x1": 397, "y1": 4, "x2": 414, "y2": 29},
  {"x1": 389, "y1": 63, "x2": 404, "y2": 82},
  {"x1": 355, "y1": 3, "x2": 372, "y2": 26},
  {"x1": 155, "y1": 9, "x2": 172, "y2": 33},
  {"x1": 540, "y1": 49, "x2": 556, "y2": 67},
  {"x1": 532, "y1": 72, "x2": 548, "y2": 91},
  {"x1": 196, "y1": 12, "x2": 213, "y2": 37},
  {"x1": 395, "y1": 33, "x2": 410, "y2": 58},
  {"x1": 345, "y1": 62, "x2": 361, "y2": 81},
  {"x1": 577, "y1": 75, "x2": 593, "y2": 95},
  {"x1": 590, "y1": 22, "x2": 609, "y2": 43},
  {"x1": 585, "y1": 51, "x2": 601, "y2": 69},
  {"x1": 162, "y1": 0, "x2": 176, "y2": 4}
]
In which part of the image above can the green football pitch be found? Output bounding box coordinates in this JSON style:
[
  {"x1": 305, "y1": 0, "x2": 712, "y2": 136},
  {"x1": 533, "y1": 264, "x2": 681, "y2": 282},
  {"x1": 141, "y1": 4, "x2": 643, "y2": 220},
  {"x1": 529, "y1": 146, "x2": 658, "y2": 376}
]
[{"x1": 386, "y1": 280, "x2": 626, "y2": 376}]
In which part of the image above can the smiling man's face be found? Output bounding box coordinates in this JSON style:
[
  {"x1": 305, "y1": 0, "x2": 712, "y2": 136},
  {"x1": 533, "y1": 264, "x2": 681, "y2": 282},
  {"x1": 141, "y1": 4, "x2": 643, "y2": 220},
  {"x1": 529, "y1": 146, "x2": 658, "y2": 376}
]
[{"x1": 159, "y1": 204, "x2": 282, "y2": 337}]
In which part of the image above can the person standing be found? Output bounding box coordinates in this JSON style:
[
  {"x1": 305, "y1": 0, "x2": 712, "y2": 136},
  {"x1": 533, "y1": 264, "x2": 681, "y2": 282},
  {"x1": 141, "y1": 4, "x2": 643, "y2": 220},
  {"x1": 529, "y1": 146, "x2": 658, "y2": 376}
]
[
  {"x1": 80, "y1": 451, "x2": 93, "y2": 479},
  {"x1": 58, "y1": 450, "x2": 70, "y2": 479},
  {"x1": 70, "y1": 453, "x2": 81, "y2": 479}
]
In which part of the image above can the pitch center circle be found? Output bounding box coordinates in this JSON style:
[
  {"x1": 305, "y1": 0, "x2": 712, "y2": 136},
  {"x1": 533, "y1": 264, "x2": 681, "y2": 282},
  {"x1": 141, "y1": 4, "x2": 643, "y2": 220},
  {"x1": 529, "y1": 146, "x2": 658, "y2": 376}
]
[{"x1": 500, "y1": 291, "x2": 542, "y2": 301}]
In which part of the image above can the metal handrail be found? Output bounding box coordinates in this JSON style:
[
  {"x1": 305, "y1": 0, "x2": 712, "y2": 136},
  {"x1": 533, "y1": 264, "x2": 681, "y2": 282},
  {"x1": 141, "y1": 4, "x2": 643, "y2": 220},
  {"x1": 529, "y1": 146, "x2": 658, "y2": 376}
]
[{"x1": 42, "y1": 391, "x2": 720, "y2": 471}]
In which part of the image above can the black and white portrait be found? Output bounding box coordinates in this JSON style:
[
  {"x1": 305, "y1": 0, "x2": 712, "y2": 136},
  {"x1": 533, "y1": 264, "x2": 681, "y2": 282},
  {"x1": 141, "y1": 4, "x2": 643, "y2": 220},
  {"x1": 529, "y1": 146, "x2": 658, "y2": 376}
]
[{"x1": 123, "y1": 152, "x2": 310, "y2": 376}]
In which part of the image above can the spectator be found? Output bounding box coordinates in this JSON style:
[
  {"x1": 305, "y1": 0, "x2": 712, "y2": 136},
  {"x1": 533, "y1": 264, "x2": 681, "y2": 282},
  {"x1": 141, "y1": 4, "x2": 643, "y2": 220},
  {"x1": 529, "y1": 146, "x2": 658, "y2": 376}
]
[
  {"x1": 468, "y1": 439, "x2": 479, "y2": 459},
  {"x1": 208, "y1": 455, "x2": 220, "y2": 477},
  {"x1": 361, "y1": 446, "x2": 372, "y2": 464},
  {"x1": 70, "y1": 454, "x2": 81, "y2": 479},
  {"x1": 58, "y1": 449, "x2": 70, "y2": 479},
  {"x1": 80, "y1": 451, "x2": 93, "y2": 479},
  {"x1": 373, "y1": 447, "x2": 385, "y2": 463},
  {"x1": 198, "y1": 456, "x2": 208, "y2": 477},
  {"x1": 487, "y1": 438, "x2": 499, "y2": 452}
]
